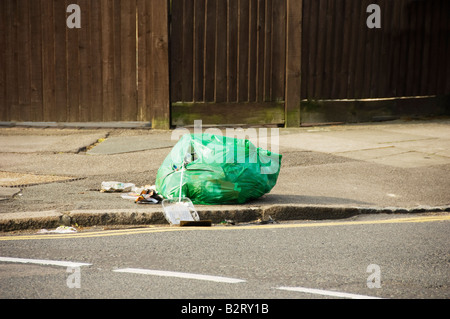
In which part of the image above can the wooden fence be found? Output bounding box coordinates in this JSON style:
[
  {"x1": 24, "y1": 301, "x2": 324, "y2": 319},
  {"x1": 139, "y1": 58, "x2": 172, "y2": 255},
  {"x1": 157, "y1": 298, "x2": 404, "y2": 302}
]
[
  {"x1": 0, "y1": 0, "x2": 170, "y2": 128},
  {"x1": 170, "y1": 0, "x2": 449, "y2": 126},
  {"x1": 0, "y1": 0, "x2": 448, "y2": 127},
  {"x1": 170, "y1": 0, "x2": 304, "y2": 126},
  {"x1": 170, "y1": 0, "x2": 302, "y2": 126},
  {"x1": 302, "y1": 0, "x2": 450, "y2": 100},
  {"x1": 171, "y1": 0, "x2": 288, "y2": 104},
  {"x1": 300, "y1": 0, "x2": 450, "y2": 123}
]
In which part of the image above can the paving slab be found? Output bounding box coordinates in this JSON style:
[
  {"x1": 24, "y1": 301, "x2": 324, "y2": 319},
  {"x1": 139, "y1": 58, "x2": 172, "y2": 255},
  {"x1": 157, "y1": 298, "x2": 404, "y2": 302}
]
[
  {"x1": 0, "y1": 210, "x2": 62, "y2": 221},
  {"x1": 367, "y1": 151, "x2": 450, "y2": 168},
  {"x1": 0, "y1": 187, "x2": 21, "y2": 200},
  {"x1": 0, "y1": 133, "x2": 107, "y2": 153},
  {"x1": 87, "y1": 135, "x2": 176, "y2": 155},
  {"x1": 0, "y1": 171, "x2": 77, "y2": 187},
  {"x1": 387, "y1": 139, "x2": 450, "y2": 158},
  {"x1": 313, "y1": 129, "x2": 432, "y2": 145},
  {"x1": 262, "y1": 132, "x2": 376, "y2": 153},
  {"x1": 380, "y1": 122, "x2": 450, "y2": 139},
  {"x1": 272, "y1": 158, "x2": 450, "y2": 207},
  {"x1": 333, "y1": 146, "x2": 406, "y2": 161}
]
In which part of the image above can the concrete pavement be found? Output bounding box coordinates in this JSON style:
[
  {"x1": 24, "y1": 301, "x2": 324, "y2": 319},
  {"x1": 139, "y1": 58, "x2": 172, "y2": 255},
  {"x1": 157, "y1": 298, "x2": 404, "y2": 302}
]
[{"x1": 1, "y1": 119, "x2": 449, "y2": 231}]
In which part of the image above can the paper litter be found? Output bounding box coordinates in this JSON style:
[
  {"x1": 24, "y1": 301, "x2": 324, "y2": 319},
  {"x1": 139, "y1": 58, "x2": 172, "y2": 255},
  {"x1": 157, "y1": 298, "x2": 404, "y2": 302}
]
[
  {"x1": 121, "y1": 185, "x2": 163, "y2": 204},
  {"x1": 100, "y1": 181, "x2": 135, "y2": 193},
  {"x1": 101, "y1": 182, "x2": 163, "y2": 204},
  {"x1": 37, "y1": 226, "x2": 77, "y2": 234}
]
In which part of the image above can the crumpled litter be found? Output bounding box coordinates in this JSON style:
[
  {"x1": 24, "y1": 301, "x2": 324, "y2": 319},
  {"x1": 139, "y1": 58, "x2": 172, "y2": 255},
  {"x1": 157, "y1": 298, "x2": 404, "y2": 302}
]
[
  {"x1": 219, "y1": 219, "x2": 235, "y2": 225},
  {"x1": 37, "y1": 226, "x2": 77, "y2": 234},
  {"x1": 255, "y1": 216, "x2": 278, "y2": 225},
  {"x1": 101, "y1": 181, "x2": 136, "y2": 193},
  {"x1": 101, "y1": 182, "x2": 163, "y2": 204},
  {"x1": 121, "y1": 185, "x2": 163, "y2": 204}
]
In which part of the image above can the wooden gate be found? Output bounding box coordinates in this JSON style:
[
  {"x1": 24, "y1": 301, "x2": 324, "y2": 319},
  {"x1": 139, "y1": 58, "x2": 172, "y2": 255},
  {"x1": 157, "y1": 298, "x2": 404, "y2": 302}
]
[{"x1": 169, "y1": 0, "x2": 301, "y2": 127}]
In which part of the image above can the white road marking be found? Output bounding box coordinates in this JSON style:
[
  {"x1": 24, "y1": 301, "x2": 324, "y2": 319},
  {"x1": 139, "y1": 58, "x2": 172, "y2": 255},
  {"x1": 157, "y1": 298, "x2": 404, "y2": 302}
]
[
  {"x1": 113, "y1": 268, "x2": 246, "y2": 284},
  {"x1": 277, "y1": 286, "x2": 382, "y2": 299},
  {"x1": 0, "y1": 256, "x2": 91, "y2": 268},
  {"x1": 0, "y1": 257, "x2": 386, "y2": 298}
]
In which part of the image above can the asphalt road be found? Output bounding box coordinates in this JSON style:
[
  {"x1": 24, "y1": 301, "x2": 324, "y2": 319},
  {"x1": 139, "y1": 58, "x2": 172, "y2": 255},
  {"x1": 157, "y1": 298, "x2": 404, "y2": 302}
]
[{"x1": 0, "y1": 213, "x2": 449, "y2": 302}]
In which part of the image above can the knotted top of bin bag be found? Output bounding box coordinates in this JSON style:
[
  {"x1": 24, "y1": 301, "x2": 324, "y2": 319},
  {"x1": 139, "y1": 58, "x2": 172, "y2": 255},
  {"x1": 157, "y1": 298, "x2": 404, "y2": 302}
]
[{"x1": 155, "y1": 133, "x2": 282, "y2": 205}]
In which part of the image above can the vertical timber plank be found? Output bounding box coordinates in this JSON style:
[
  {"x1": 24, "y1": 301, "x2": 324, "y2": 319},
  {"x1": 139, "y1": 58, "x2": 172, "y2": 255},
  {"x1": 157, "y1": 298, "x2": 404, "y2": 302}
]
[
  {"x1": 377, "y1": 0, "x2": 392, "y2": 98},
  {"x1": 144, "y1": 0, "x2": 154, "y2": 121},
  {"x1": 0, "y1": 0, "x2": 6, "y2": 120},
  {"x1": 170, "y1": 0, "x2": 183, "y2": 103},
  {"x1": 66, "y1": 0, "x2": 80, "y2": 121},
  {"x1": 436, "y1": 0, "x2": 449, "y2": 95},
  {"x1": 271, "y1": 0, "x2": 285, "y2": 101},
  {"x1": 285, "y1": 0, "x2": 302, "y2": 127},
  {"x1": 204, "y1": 0, "x2": 217, "y2": 102},
  {"x1": 331, "y1": 0, "x2": 344, "y2": 99},
  {"x1": 101, "y1": 0, "x2": 115, "y2": 121},
  {"x1": 396, "y1": 0, "x2": 409, "y2": 97},
  {"x1": 419, "y1": 0, "x2": 432, "y2": 96},
  {"x1": 120, "y1": 0, "x2": 137, "y2": 121},
  {"x1": 389, "y1": 0, "x2": 402, "y2": 97},
  {"x1": 444, "y1": 1, "x2": 450, "y2": 94},
  {"x1": 5, "y1": 0, "x2": 19, "y2": 121},
  {"x1": 404, "y1": 0, "x2": 417, "y2": 96},
  {"x1": 300, "y1": 0, "x2": 309, "y2": 100},
  {"x1": 322, "y1": 0, "x2": 335, "y2": 99},
  {"x1": 41, "y1": 0, "x2": 56, "y2": 121},
  {"x1": 181, "y1": 0, "x2": 194, "y2": 102},
  {"x1": 150, "y1": 0, "x2": 170, "y2": 129},
  {"x1": 228, "y1": 0, "x2": 238, "y2": 102},
  {"x1": 306, "y1": 0, "x2": 318, "y2": 99},
  {"x1": 203, "y1": 0, "x2": 217, "y2": 102},
  {"x1": 263, "y1": 0, "x2": 272, "y2": 101},
  {"x1": 256, "y1": 0, "x2": 266, "y2": 102},
  {"x1": 367, "y1": 0, "x2": 382, "y2": 98},
  {"x1": 412, "y1": 0, "x2": 425, "y2": 97},
  {"x1": 215, "y1": 0, "x2": 228, "y2": 103},
  {"x1": 17, "y1": 0, "x2": 32, "y2": 121},
  {"x1": 248, "y1": 0, "x2": 258, "y2": 102},
  {"x1": 237, "y1": 0, "x2": 249, "y2": 102},
  {"x1": 113, "y1": 0, "x2": 122, "y2": 121},
  {"x1": 338, "y1": 0, "x2": 351, "y2": 99},
  {"x1": 193, "y1": 0, "x2": 205, "y2": 102},
  {"x1": 362, "y1": 0, "x2": 374, "y2": 99},
  {"x1": 90, "y1": 0, "x2": 103, "y2": 121},
  {"x1": 78, "y1": 0, "x2": 92, "y2": 122},
  {"x1": 315, "y1": 0, "x2": 327, "y2": 98},
  {"x1": 53, "y1": 0, "x2": 68, "y2": 121},
  {"x1": 137, "y1": 0, "x2": 147, "y2": 121},
  {"x1": 353, "y1": 0, "x2": 367, "y2": 99}
]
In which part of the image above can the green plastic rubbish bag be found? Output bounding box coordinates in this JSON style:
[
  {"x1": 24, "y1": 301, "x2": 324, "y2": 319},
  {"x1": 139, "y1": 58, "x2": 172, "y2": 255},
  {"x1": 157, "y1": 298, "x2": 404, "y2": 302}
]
[{"x1": 155, "y1": 133, "x2": 282, "y2": 205}]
